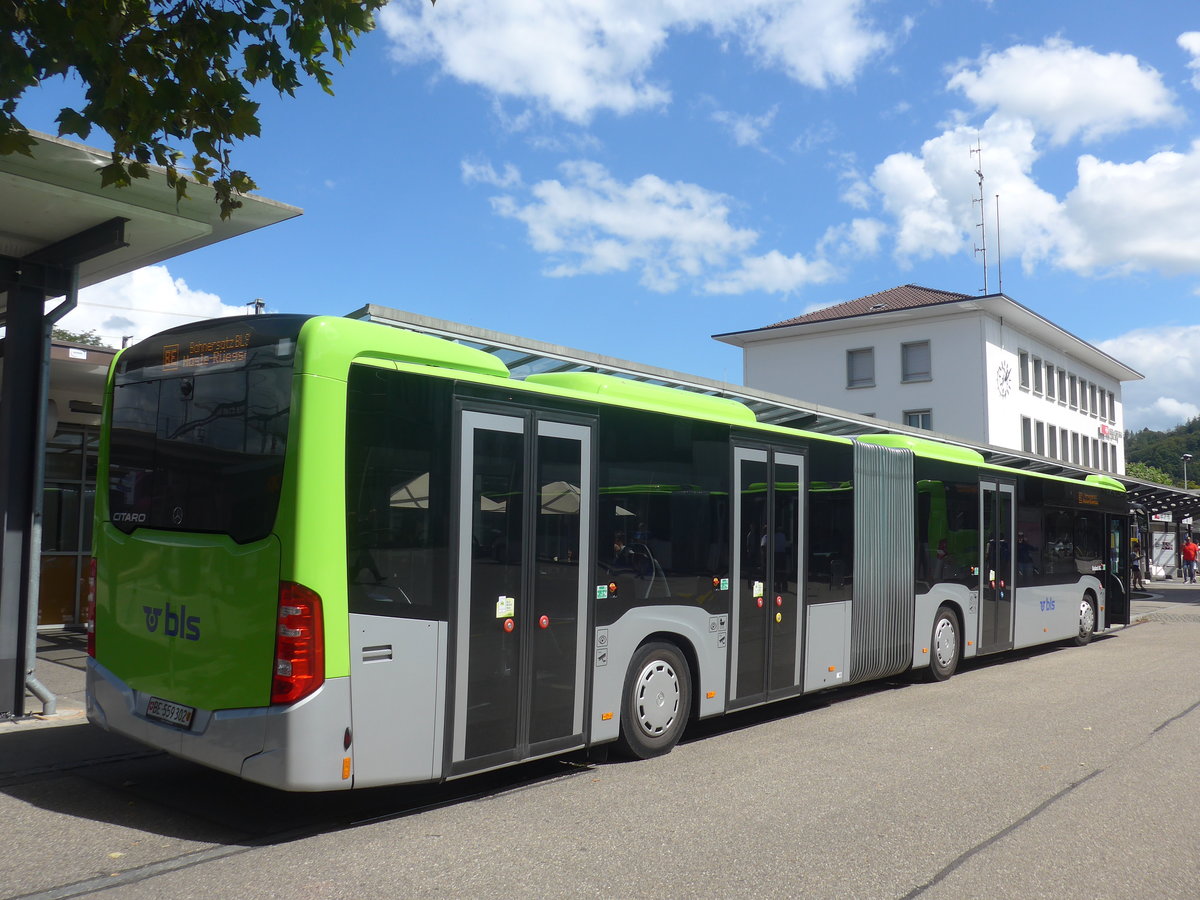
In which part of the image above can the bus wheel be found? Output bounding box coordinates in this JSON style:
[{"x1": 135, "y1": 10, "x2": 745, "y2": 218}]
[
  {"x1": 1073, "y1": 596, "x2": 1096, "y2": 646},
  {"x1": 928, "y1": 606, "x2": 960, "y2": 682},
  {"x1": 616, "y1": 642, "x2": 691, "y2": 760}
]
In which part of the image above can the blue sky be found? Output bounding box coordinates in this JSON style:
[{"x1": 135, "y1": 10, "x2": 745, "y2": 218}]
[{"x1": 17, "y1": 0, "x2": 1200, "y2": 431}]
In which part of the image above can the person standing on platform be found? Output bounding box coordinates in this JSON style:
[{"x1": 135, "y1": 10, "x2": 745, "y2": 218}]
[{"x1": 1182, "y1": 535, "x2": 1199, "y2": 584}]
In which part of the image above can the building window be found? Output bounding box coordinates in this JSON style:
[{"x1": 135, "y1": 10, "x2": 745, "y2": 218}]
[
  {"x1": 1035, "y1": 421, "x2": 1045, "y2": 455},
  {"x1": 1098, "y1": 390, "x2": 1107, "y2": 420},
  {"x1": 1021, "y1": 416, "x2": 1032, "y2": 452},
  {"x1": 1032, "y1": 357, "x2": 1043, "y2": 394},
  {"x1": 901, "y1": 340, "x2": 931, "y2": 383},
  {"x1": 1089, "y1": 384, "x2": 1098, "y2": 417},
  {"x1": 1045, "y1": 363, "x2": 1056, "y2": 400},
  {"x1": 1058, "y1": 369, "x2": 1067, "y2": 402},
  {"x1": 1072, "y1": 432, "x2": 1080, "y2": 464},
  {"x1": 1081, "y1": 437, "x2": 1090, "y2": 468},
  {"x1": 1019, "y1": 351, "x2": 1030, "y2": 390},
  {"x1": 1092, "y1": 438, "x2": 1100, "y2": 467},
  {"x1": 1079, "y1": 380, "x2": 1088, "y2": 414},
  {"x1": 847, "y1": 348, "x2": 875, "y2": 388},
  {"x1": 905, "y1": 409, "x2": 932, "y2": 430},
  {"x1": 1069, "y1": 375, "x2": 1078, "y2": 409},
  {"x1": 1101, "y1": 442, "x2": 1110, "y2": 471},
  {"x1": 1107, "y1": 391, "x2": 1116, "y2": 422},
  {"x1": 1048, "y1": 426, "x2": 1058, "y2": 458}
]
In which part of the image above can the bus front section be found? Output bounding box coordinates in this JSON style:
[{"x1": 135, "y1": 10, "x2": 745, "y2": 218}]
[{"x1": 86, "y1": 315, "x2": 350, "y2": 791}]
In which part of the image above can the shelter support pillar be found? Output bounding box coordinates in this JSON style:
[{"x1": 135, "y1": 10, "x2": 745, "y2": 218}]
[{"x1": 0, "y1": 284, "x2": 49, "y2": 716}]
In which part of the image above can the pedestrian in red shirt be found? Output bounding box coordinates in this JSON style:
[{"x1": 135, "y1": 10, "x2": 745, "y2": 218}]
[{"x1": 1182, "y1": 536, "x2": 1198, "y2": 584}]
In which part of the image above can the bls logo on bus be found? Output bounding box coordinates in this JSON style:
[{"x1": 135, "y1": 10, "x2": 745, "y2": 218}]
[{"x1": 143, "y1": 604, "x2": 201, "y2": 641}]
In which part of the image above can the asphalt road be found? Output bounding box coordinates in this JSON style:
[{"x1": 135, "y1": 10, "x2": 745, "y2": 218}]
[{"x1": 4, "y1": 595, "x2": 1199, "y2": 900}]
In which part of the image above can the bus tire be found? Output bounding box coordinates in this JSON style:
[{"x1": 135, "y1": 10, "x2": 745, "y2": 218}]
[
  {"x1": 1073, "y1": 595, "x2": 1096, "y2": 646},
  {"x1": 615, "y1": 642, "x2": 691, "y2": 760},
  {"x1": 928, "y1": 606, "x2": 960, "y2": 682}
]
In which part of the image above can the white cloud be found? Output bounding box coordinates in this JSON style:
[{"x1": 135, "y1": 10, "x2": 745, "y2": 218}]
[
  {"x1": 947, "y1": 38, "x2": 1177, "y2": 145},
  {"x1": 57, "y1": 267, "x2": 247, "y2": 347},
  {"x1": 1061, "y1": 142, "x2": 1200, "y2": 275},
  {"x1": 1098, "y1": 325, "x2": 1200, "y2": 431},
  {"x1": 704, "y1": 250, "x2": 836, "y2": 295},
  {"x1": 490, "y1": 160, "x2": 758, "y2": 292},
  {"x1": 461, "y1": 159, "x2": 523, "y2": 188},
  {"x1": 711, "y1": 104, "x2": 779, "y2": 150},
  {"x1": 736, "y1": 0, "x2": 889, "y2": 90},
  {"x1": 861, "y1": 117, "x2": 1200, "y2": 277},
  {"x1": 871, "y1": 116, "x2": 1074, "y2": 270},
  {"x1": 870, "y1": 147, "x2": 963, "y2": 263},
  {"x1": 378, "y1": 0, "x2": 890, "y2": 122},
  {"x1": 1179, "y1": 32, "x2": 1200, "y2": 90},
  {"x1": 818, "y1": 218, "x2": 886, "y2": 257},
  {"x1": 484, "y1": 159, "x2": 834, "y2": 294}
]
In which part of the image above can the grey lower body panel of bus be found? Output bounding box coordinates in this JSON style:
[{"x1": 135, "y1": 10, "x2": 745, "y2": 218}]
[
  {"x1": 87, "y1": 659, "x2": 354, "y2": 791},
  {"x1": 1012, "y1": 576, "x2": 1104, "y2": 647},
  {"x1": 589, "y1": 605, "x2": 729, "y2": 746},
  {"x1": 348, "y1": 614, "x2": 447, "y2": 788}
]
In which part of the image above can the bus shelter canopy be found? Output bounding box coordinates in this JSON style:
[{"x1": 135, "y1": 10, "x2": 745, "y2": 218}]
[{"x1": 0, "y1": 132, "x2": 300, "y2": 322}]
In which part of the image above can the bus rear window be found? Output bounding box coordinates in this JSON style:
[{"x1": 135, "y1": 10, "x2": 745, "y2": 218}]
[{"x1": 108, "y1": 316, "x2": 305, "y2": 543}]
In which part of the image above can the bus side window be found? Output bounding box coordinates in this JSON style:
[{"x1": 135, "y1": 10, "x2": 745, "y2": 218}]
[{"x1": 345, "y1": 367, "x2": 450, "y2": 621}]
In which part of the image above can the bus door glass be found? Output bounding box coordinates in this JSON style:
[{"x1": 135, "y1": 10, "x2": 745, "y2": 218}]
[
  {"x1": 979, "y1": 480, "x2": 1015, "y2": 654},
  {"x1": 1106, "y1": 515, "x2": 1130, "y2": 626},
  {"x1": 452, "y1": 410, "x2": 592, "y2": 773},
  {"x1": 731, "y1": 446, "x2": 805, "y2": 707}
]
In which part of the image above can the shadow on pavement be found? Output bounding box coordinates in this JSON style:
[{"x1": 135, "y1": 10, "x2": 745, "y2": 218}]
[{"x1": 1, "y1": 717, "x2": 590, "y2": 847}]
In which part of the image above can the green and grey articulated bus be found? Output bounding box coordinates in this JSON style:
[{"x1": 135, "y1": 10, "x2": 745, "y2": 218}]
[{"x1": 86, "y1": 315, "x2": 1131, "y2": 790}]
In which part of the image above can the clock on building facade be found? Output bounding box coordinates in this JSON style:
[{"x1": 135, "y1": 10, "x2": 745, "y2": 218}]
[{"x1": 996, "y1": 360, "x2": 1012, "y2": 397}]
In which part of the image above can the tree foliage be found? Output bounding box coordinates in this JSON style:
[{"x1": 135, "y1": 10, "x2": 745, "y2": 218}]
[
  {"x1": 1, "y1": 0, "x2": 406, "y2": 218},
  {"x1": 1125, "y1": 460, "x2": 1178, "y2": 487},
  {"x1": 52, "y1": 327, "x2": 108, "y2": 347},
  {"x1": 1125, "y1": 417, "x2": 1200, "y2": 486}
]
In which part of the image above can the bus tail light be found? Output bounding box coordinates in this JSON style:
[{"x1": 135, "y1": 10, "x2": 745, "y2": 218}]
[
  {"x1": 85, "y1": 558, "x2": 97, "y2": 658},
  {"x1": 272, "y1": 582, "x2": 325, "y2": 705}
]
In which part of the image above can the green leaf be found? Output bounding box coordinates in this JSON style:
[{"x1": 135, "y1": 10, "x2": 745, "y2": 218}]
[
  {"x1": 99, "y1": 161, "x2": 129, "y2": 188},
  {"x1": 56, "y1": 108, "x2": 92, "y2": 140}
]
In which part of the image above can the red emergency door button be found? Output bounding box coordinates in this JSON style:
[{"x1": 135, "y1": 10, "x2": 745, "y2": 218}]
[
  {"x1": 539, "y1": 615, "x2": 550, "y2": 629},
  {"x1": 756, "y1": 597, "x2": 764, "y2": 608},
  {"x1": 503, "y1": 618, "x2": 515, "y2": 633}
]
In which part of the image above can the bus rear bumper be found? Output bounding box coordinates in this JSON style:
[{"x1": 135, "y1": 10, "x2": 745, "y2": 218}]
[{"x1": 86, "y1": 659, "x2": 352, "y2": 791}]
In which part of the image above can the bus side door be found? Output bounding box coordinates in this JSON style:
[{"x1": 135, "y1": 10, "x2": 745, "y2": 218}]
[
  {"x1": 450, "y1": 408, "x2": 594, "y2": 776},
  {"x1": 979, "y1": 479, "x2": 1016, "y2": 654},
  {"x1": 729, "y1": 445, "x2": 805, "y2": 708}
]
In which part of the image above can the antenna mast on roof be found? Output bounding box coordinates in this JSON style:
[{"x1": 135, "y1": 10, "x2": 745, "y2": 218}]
[
  {"x1": 971, "y1": 139, "x2": 988, "y2": 294},
  {"x1": 995, "y1": 193, "x2": 1003, "y2": 294}
]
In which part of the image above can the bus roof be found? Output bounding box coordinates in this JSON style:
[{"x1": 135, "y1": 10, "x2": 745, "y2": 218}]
[{"x1": 297, "y1": 315, "x2": 1123, "y2": 496}]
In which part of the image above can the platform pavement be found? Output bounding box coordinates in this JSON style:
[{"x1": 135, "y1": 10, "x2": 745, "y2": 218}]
[{"x1": 4, "y1": 580, "x2": 1198, "y2": 743}]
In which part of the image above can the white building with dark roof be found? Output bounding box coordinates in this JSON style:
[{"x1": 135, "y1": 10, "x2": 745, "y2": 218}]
[{"x1": 713, "y1": 285, "x2": 1143, "y2": 474}]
